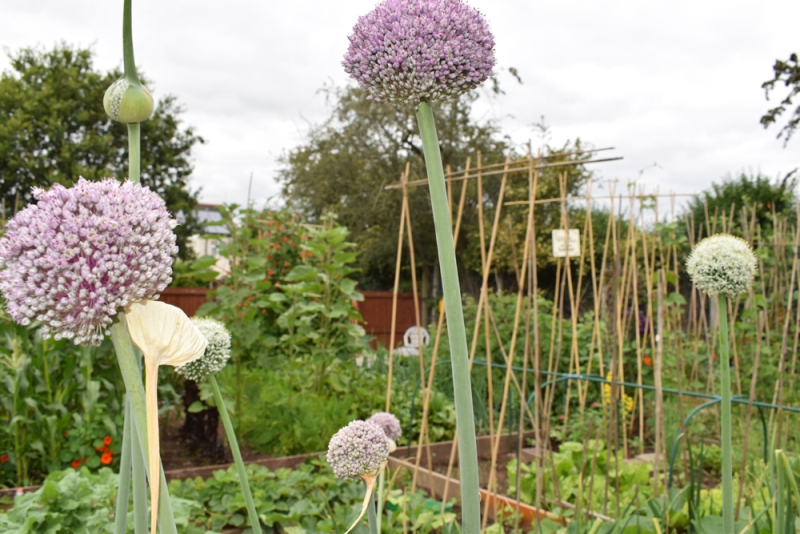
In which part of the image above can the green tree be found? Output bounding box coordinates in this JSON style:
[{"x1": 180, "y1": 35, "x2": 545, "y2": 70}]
[
  {"x1": 0, "y1": 44, "x2": 203, "y2": 257},
  {"x1": 278, "y1": 84, "x2": 511, "y2": 293},
  {"x1": 761, "y1": 52, "x2": 800, "y2": 145},
  {"x1": 682, "y1": 171, "x2": 798, "y2": 239}
]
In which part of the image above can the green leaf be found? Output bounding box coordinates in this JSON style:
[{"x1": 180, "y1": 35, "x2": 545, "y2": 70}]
[{"x1": 187, "y1": 401, "x2": 206, "y2": 413}]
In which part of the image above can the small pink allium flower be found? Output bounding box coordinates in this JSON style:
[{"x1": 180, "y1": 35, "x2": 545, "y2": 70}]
[
  {"x1": 0, "y1": 178, "x2": 177, "y2": 345},
  {"x1": 343, "y1": 0, "x2": 495, "y2": 104},
  {"x1": 368, "y1": 412, "x2": 402, "y2": 442},
  {"x1": 327, "y1": 420, "x2": 390, "y2": 479}
]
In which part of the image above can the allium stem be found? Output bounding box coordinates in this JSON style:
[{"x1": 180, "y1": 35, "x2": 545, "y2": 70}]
[
  {"x1": 114, "y1": 396, "x2": 132, "y2": 534},
  {"x1": 122, "y1": 0, "x2": 139, "y2": 84},
  {"x1": 110, "y1": 316, "x2": 178, "y2": 534},
  {"x1": 128, "y1": 123, "x2": 141, "y2": 184},
  {"x1": 367, "y1": 487, "x2": 378, "y2": 534},
  {"x1": 131, "y1": 397, "x2": 148, "y2": 534},
  {"x1": 210, "y1": 374, "x2": 262, "y2": 533},
  {"x1": 717, "y1": 295, "x2": 734, "y2": 533},
  {"x1": 376, "y1": 470, "x2": 385, "y2": 533},
  {"x1": 415, "y1": 101, "x2": 481, "y2": 531}
]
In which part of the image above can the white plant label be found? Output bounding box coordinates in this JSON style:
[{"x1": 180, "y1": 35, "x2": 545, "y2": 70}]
[{"x1": 552, "y1": 229, "x2": 581, "y2": 258}]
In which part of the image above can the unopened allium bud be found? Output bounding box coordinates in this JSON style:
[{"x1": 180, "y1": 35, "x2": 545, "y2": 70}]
[
  {"x1": 343, "y1": 0, "x2": 495, "y2": 104},
  {"x1": 0, "y1": 178, "x2": 178, "y2": 345},
  {"x1": 327, "y1": 420, "x2": 390, "y2": 479},
  {"x1": 103, "y1": 78, "x2": 155, "y2": 123},
  {"x1": 686, "y1": 234, "x2": 758, "y2": 298},
  {"x1": 368, "y1": 412, "x2": 402, "y2": 442},
  {"x1": 174, "y1": 317, "x2": 231, "y2": 381}
]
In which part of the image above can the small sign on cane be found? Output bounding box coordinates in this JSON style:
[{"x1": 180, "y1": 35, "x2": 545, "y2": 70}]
[{"x1": 552, "y1": 229, "x2": 580, "y2": 258}]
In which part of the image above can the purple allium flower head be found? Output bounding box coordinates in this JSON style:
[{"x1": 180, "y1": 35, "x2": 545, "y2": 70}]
[
  {"x1": 327, "y1": 420, "x2": 390, "y2": 479},
  {"x1": 368, "y1": 412, "x2": 402, "y2": 442},
  {"x1": 0, "y1": 178, "x2": 178, "y2": 346},
  {"x1": 343, "y1": 0, "x2": 495, "y2": 104}
]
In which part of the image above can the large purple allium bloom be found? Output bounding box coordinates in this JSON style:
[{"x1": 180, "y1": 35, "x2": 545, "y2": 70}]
[
  {"x1": 343, "y1": 0, "x2": 495, "y2": 104},
  {"x1": 327, "y1": 420, "x2": 390, "y2": 479},
  {"x1": 0, "y1": 178, "x2": 178, "y2": 346},
  {"x1": 368, "y1": 412, "x2": 402, "y2": 442}
]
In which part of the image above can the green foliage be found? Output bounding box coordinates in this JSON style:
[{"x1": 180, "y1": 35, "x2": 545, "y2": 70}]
[
  {"x1": 0, "y1": 467, "x2": 203, "y2": 533},
  {"x1": 197, "y1": 207, "x2": 370, "y2": 423},
  {"x1": 168, "y1": 457, "x2": 459, "y2": 533},
  {"x1": 0, "y1": 44, "x2": 203, "y2": 258},
  {"x1": 224, "y1": 359, "x2": 385, "y2": 457},
  {"x1": 682, "y1": 171, "x2": 797, "y2": 239},
  {"x1": 761, "y1": 52, "x2": 800, "y2": 145},
  {"x1": 507, "y1": 440, "x2": 654, "y2": 517},
  {"x1": 0, "y1": 460, "x2": 458, "y2": 533},
  {"x1": 170, "y1": 255, "x2": 220, "y2": 288},
  {"x1": 0, "y1": 307, "x2": 123, "y2": 487}
]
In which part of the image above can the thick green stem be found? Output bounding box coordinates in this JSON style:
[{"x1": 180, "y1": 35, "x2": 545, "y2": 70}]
[
  {"x1": 110, "y1": 316, "x2": 177, "y2": 534},
  {"x1": 132, "y1": 410, "x2": 148, "y2": 534},
  {"x1": 376, "y1": 470, "x2": 385, "y2": 534},
  {"x1": 415, "y1": 101, "x2": 481, "y2": 532},
  {"x1": 115, "y1": 396, "x2": 133, "y2": 534},
  {"x1": 210, "y1": 375, "x2": 261, "y2": 533},
  {"x1": 122, "y1": 0, "x2": 139, "y2": 84},
  {"x1": 367, "y1": 487, "x2": 378, "y2": 534},
  {"x1": 128, "y1": 123, "x2": 141, "y2": 184},
  {"x1": 717, "y1": 295, "x2": 734, "y2": 533}
]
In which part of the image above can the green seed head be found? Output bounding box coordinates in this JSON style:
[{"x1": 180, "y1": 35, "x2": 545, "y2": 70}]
[{"x1": 103, "y1": 78, "x2": 154, "y2": 123}]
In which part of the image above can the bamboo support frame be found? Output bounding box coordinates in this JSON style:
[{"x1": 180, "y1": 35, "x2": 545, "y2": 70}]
[{"x1": 382, "y1": 151, "x2": 800, "y2": 528}]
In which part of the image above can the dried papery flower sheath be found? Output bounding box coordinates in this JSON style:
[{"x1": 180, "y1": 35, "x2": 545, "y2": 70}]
[
  {"x1": 343, "y1": 0, "x2": 495, "y2": 104},
  {"x1": 0, "y1": 178, "x2": 177, "y2": 345},
  {"x1": 368, "y1": 412, "x2": 402, "y2": 442},
  {"x1": 686, "y1": 234, "x2": 757, "y2": 297},
  {"x1": 126, "y1": 299, "x2": 207, "y2": 534},
  {"x1": 175, "y1": 317, "x2": 232, "y2": 381}
]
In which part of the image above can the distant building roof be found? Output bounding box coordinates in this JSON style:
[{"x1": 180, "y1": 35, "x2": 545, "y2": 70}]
[{"x1": 196, "y1": 203, "x2": 228, "y2": 235}]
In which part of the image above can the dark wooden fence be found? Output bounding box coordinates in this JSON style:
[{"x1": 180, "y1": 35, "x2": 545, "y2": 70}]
[
  {"x1": 158, "y1": 288, "x2": 420, "y2": 349},
  {"x1": 157, "y1": 288, "x2": 211, "y2": 317}
]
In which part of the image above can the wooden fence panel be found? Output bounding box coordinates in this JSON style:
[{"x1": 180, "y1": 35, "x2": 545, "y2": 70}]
[{"x1": 158, "y1": 287, "x2": 420, "y2": 350}]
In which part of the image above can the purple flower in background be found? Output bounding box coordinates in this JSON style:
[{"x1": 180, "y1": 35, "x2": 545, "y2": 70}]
[
  {"x1": 368, "y1": 411, "x2": 402, "y2": 442},
  {"x1": 0, "y1": 178, "x2": 177, "y2": 345},
  {"x1": 343, "y1": 0, "x2": 495, "y2": 104},
  {"x1": 327, "y1": 420, "x2": 390, "y2": 479}
]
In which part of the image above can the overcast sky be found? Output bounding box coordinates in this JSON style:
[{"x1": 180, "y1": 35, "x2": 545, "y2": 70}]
[{"x1": 1, "y1": 0, "x2": 798, "y2": 214}]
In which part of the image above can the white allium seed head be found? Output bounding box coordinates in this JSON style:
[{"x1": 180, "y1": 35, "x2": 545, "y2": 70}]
[
  {"x1": 174, "y1": 317, "x2": 231, "y2": 381},
  {"x1": 686, "y1": 234, "x2": 757, "y2": 297},
  {"x1": 327, "y1": 420, "x2": 390, "y2": 479}
]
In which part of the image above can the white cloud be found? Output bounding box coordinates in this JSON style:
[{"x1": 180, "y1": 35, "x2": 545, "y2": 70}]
[{"x1": 1, "y1": 0, "x2": 797, "y2": 210}]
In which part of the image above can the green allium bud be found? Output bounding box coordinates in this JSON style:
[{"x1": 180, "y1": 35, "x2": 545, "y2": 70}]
[
  {"x1": 686, "y1": 234, "x2": 757, "y2": 297},
  {"x1": 103, "y1": 78, "x2": 154, "y2": 123}
]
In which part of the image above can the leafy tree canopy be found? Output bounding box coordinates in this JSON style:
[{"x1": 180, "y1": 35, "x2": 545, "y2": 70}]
[
  {"x1": 761, "y1": 53, "x2": 800, "y2": 145},
  {"x1": 0, "y1": 44, "x2": 204, "y2": 258},
  {"x1": 683, "y1": 170, "x2": 798, "y2": 239},
  {"x1": 278, "y1": 84, "x2": 511, "y2": 288}
]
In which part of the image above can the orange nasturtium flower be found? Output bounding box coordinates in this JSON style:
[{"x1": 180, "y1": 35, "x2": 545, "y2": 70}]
[
  {"x1": 104, "y1": 436, "x2": 112, "y2": 446},
  {"x1": 101, "y1": 451, "x2": 113, "y2": 465},
  {"x1": 71, "y1": 459, "x2": 81, "y2": 469},
  {"x1": 0, "y1": 454, "x2": 9, "y2": 463}
]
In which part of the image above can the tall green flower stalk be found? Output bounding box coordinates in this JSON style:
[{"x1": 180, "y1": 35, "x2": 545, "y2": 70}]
[
  {"x1": 175, "y1": 317, "x2": 262, "y2": 533},
  {"x1": 415, "y1": 102, "x2": 481, "y2": 526},
  {"x1": 342, "y1": 1, "x2": 495, "y2": 530},
  {"x1": 687, "y1": 234, "x2": 757, "y2": 533}
]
